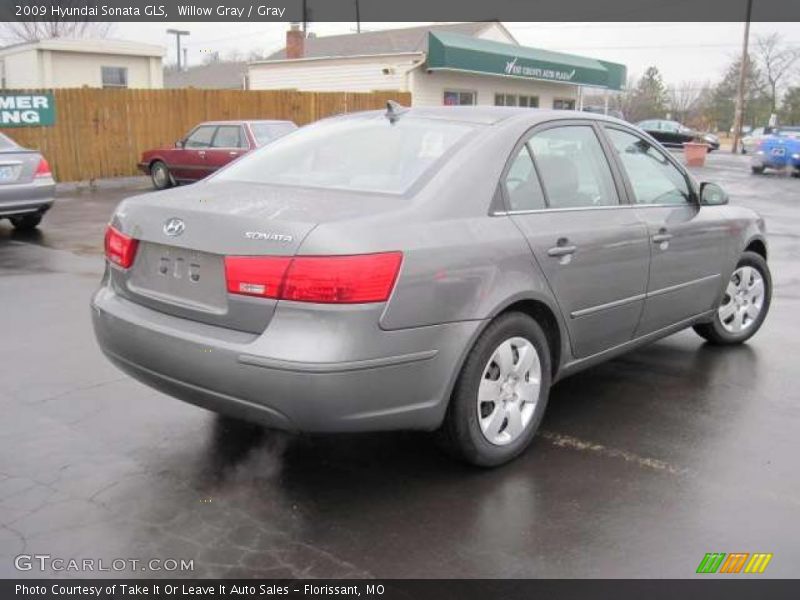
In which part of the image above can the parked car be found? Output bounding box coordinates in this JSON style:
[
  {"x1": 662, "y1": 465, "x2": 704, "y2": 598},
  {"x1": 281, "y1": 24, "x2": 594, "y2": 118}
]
[
  {"x1": 0, "y1": 132, "x2": 55, "y2": 231},
  {"x1": 750, "y1": 126, "x2": 800, "y2": 176},
  {"x1": 582, "y1": 105, "x2": 625, "y2": 120},
  {"x1": 93, "y1": 107, "x2": 771, "y2": 467},
  {"x1": 138, "y1": 120, "x2": 297, "y2": 190},
  {"x1": 741, "y1": 126, "x2": 771, "y2": 154},
  {"x1": 636, "y1": 119, "x2": 718, "y2": 151}
]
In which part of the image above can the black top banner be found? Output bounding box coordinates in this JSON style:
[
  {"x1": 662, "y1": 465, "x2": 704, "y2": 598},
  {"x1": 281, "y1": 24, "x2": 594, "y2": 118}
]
[{"x1": 1, "y1": 0, "x2": 799, "y2": 22}]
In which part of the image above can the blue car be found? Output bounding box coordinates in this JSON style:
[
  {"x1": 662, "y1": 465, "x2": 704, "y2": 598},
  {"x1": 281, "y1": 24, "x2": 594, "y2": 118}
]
[{"x1": 751, "y1": 126, "x2": 800, "y2": 176}]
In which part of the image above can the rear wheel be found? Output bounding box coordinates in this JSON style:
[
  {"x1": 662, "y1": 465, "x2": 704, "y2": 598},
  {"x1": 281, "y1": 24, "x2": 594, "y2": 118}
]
[
  {"x1": 10, "y1": 213, "x2": 42, "y2": 231},
  {"x1": 751, "y1": 165, "x2": 765, "y2": 174},
  {"x1": 438, "y1": 312, "x2": 552, "y2": 467},
  {"x1": 150, "y1": 160, "x2": 173, "y2": 190},
  {"x1": 693, "y1": 251, "x2": 771, "y2": 345}
]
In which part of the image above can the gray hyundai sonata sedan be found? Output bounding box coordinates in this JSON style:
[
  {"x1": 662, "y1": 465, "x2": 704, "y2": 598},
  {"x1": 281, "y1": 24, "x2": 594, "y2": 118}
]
[{"x1": 92, "y1": 106, "x2": 771, "y2": 466}]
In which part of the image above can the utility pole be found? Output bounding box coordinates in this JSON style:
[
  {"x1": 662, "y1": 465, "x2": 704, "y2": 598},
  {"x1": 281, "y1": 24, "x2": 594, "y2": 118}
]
[
  {"x1": 731, "y1": 0, "x2": 753, "y2": 154},
  {"x1": 166, "y1": 28, "x2": 190, "y2": 71},
  {"x1": 355, "y1": 0, "x2": 361, "y2": 33}
]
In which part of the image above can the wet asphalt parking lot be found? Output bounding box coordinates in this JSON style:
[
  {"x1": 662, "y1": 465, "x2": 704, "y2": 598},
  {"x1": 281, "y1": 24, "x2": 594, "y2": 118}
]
[{"x1": 0, "y1": 152, "x2": 798, "y2": 579}]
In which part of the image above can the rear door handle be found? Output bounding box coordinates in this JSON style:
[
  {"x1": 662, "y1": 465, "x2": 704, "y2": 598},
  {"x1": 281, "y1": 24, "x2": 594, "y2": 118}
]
[
  {"x1": 652, "y1": 232, "x2": 673, "y2": 243},
  {"x1": 547, "y1": 241, "x2": 577, "y2": 257}
]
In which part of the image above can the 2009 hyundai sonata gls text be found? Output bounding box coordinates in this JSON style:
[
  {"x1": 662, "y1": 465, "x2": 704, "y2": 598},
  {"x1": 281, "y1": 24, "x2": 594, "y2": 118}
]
[{"x1": 92, "y1": 106, "x2": 771, "y2": 466}]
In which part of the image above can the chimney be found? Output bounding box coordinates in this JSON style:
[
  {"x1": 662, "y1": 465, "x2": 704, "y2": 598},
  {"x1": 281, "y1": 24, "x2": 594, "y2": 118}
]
[{"x1": 286, "y1": 23, "x2": 305, "y2": 59}]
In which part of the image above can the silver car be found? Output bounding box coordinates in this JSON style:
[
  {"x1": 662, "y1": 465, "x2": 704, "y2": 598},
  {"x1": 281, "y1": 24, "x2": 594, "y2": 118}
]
[
  {"x1": 0, "y1": 132, "x2": 55, "y2": 230},
  {"x1": 92, "y1": 107, "x2": 771, "y2": 467}
]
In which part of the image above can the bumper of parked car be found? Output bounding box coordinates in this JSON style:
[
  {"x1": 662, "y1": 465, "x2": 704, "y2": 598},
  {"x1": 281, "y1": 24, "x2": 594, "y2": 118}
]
[
  {"x1": 752, "y1": 151, "x2": 800, "y2": 170},
  {"x1": 0, "y1": 179, "x2": 55, "y2": 217},
  {"x1": 91, "y1": 283, "x2": 481, "y2": 433}
]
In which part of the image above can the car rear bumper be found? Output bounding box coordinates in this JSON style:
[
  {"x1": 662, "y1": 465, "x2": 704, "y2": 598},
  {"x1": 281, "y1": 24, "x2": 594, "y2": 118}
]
[
  {"x1": 0, "y1": 179, "x2": 55, "y2": 217},
  {"x1": 751, "y1": 153, "x2": 800, "y2": 170},
  {"x1": 91, "y1": 283, "x2": 481, "y2": 433}
]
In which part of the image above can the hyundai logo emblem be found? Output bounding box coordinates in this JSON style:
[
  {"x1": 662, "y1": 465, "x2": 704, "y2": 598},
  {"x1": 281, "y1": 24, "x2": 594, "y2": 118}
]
[{"x1": 163, "y1": 217, "x2": 185, "y2": 237}]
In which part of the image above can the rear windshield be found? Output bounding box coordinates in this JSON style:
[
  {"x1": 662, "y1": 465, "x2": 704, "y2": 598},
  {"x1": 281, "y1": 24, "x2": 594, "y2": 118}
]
[
  {"x1": 218, "y1": 116, "x2": 476, "y2": 194},
  {"x1": 776, "y1": 127, "x2": 800, "y2": 137},
  {"x1": 249, "y1": 121, "x2": 297, "y2": 146},
  {"x1": 0, "y1": 133, "x2": 18, "y2": 150}
]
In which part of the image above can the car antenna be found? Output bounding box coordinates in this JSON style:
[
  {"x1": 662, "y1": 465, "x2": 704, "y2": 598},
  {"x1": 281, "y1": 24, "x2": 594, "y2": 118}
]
[{"x1": 385, "y1": 100, "x2": 408, "y2": 124}]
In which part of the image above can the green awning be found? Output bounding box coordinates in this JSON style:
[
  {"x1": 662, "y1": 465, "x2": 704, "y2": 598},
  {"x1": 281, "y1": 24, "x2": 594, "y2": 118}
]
[{"x1": 427, "y1": 32, "x2": 626, "y2": 92}]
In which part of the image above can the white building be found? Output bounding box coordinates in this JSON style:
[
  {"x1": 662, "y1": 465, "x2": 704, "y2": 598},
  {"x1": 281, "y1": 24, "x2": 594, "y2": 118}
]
[
  {"x1": 248, "y1": 23, "x2": 626, "y2": 109},
  {"x1": 0, "y1": 38, "x2": 165, "y2": 89}
]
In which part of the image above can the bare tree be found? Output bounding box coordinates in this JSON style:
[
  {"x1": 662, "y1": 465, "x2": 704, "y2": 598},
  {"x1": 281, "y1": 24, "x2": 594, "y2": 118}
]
[
  {"x1": 668, "y1": 81, "x2": 703, "y2": 123},
  {"x1": 1, "y1": 16, "x2": 113, "y2": 43},
  {"x1": 755, "y1": 33, "x2": 800, "y2": 113}
]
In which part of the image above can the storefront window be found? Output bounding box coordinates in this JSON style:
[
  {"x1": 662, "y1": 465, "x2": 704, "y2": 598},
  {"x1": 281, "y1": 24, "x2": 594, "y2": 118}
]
[
  {"x1": 444, "y1": 91, "x2": 476, "y2": 106},
  {"x1": 495, "y1": 94, "x2": 539, "y2": 108},
  {"x1": 553, "y1": 98, "x2": 576, "y2": 110}
]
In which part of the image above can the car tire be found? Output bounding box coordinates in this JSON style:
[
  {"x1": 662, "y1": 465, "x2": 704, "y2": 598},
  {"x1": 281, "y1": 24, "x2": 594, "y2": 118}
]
[
  {"x1": 751, "y1": 165, "x2": 765, "y2": 174},
  {"x1": 438, "y1": 312, "x2": 552, "y2": 467},
  {"x1": 9, "y1": 213, "x2": 42, "y2": 231},
  {"x1": 150, "y1": 160, "x2": 173, "y2": 190},
  {"x1": 693, "y1": 251, "x2": 771, "y2": 345}
]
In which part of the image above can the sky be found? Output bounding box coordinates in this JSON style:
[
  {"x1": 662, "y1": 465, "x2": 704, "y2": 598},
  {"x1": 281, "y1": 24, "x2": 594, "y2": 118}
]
[{"x1": 114, "y1": 21, "x2": 800, "y2": 86}]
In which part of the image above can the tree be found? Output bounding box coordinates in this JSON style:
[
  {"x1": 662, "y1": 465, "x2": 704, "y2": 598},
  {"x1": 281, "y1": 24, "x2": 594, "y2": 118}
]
[
  {"x1": 754, "y1": 33, "x2": 800, "y2": 114},
  {"x1": 781, "y1": 87, "x2": 800, "y2": 125},
  {"x1": 0, "y1": 21, "x2": 113, "y2": 43},
  {"x1": 667, "y1": 81, "x2": 704, "y2": 125},
  {"x1": 707, "y1": 55, "x2": 770, "y2": 131},
  {"x1": 618, "y1": 67, "x2": 669, "y2": 123}
]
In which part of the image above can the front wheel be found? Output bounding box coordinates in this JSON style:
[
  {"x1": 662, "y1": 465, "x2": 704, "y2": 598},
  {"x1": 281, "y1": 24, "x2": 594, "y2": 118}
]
[
  {"x1": 438, "y1": 312, "x2": 552, "y2": 467},
  {"x1": 693, "y1": 251, "x2": 771, "y2": 345}
]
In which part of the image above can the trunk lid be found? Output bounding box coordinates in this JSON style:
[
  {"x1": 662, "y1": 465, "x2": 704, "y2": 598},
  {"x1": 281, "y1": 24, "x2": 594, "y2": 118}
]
[
  {"x1": 111, "y1": 180, "x2": 398, "y2": 333},
  {"x1": 0, "y1": 150, "x2": 41, "y2": 185}
]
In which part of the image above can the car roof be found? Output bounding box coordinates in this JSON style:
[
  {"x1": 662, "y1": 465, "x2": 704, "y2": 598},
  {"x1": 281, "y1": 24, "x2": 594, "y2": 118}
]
[
  {"x1": 197, "y1": 120, "x2": 294, "y2": 126},
  {"x1": 340, "y1": 106, "x2": 628, "y2": 127}
]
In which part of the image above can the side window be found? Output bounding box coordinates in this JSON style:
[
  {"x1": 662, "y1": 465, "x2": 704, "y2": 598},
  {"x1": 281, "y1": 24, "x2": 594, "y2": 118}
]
[
  {"x1": 605, "y1": 128, "x2": 691, "y2": 205},
  {"x1": 212, "y1": 125, "x2": 244, "y2": 148},
  {"x1": 184, "y1": 126, "x2": 216, "y2": 149},
  {"x1": 503, "y1": 145, "x2": 546, "y2": 211},
  {"x1": 528, "y1": 125, "x2": 619, "y2": 209}
]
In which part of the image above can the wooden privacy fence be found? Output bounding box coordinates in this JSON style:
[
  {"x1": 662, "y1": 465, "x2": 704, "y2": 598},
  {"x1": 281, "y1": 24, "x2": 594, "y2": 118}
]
[{"x1": 0, "y1": 88, "x2": 412, "y2": 182}]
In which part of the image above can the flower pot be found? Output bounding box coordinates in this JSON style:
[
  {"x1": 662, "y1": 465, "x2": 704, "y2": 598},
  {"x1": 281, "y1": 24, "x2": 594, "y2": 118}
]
[{"x1": 683, "y1": 142, "x2": 708, "y2": 167}]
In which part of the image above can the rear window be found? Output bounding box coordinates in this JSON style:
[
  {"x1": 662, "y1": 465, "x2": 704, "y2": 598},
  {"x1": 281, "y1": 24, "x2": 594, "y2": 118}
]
[
  {"x1": 776, "y1": 127, "x2": 800, "y2": 138},
  {"x1": 249, "y1": 121, "x2": 298, "y2": 146},
  {"x1": 218, "y1": 116, "x2": 476, "y2": 194},
  {"x1": 0, "y1": 133, "x2": 18, "y2": 150}
]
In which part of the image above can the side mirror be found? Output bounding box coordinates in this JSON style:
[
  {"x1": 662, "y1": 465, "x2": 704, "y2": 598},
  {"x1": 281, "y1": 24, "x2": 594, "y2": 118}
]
[
  {"x1": 175, "y1": 139, "x2": 185, "y2": 148},
  {"x1": 699, "y1": 182, "x2": 728, "y2": 206}
]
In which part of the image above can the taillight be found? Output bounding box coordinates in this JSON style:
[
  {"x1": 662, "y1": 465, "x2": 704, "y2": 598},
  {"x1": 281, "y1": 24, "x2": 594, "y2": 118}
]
[
  {"x1": 34, "y1": 158, "x2": 51, "y2": 178},
  {"x1": 224, "y1": 252, "x2": 403, "y2": 304},
  {"x1": 104, "y1": 225, "x2": 139, "y2": 269},
  {"x1": 224, "y1": 256, "x2": 292, "y2": 298}
]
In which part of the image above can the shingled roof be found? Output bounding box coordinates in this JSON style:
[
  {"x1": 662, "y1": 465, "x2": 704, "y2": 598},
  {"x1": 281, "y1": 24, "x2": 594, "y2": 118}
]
[
  {"x1": 261, "y1": 22, "x2": 515, "y2": 61},
  {"x1": 164, "y1": 61, "x2": 248, "y2": 89}
]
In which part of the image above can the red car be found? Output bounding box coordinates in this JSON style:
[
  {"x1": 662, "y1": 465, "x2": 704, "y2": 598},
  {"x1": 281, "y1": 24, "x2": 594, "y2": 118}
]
[{"x1": 138, "y1": 119, "x2": 297, "y2": 189}]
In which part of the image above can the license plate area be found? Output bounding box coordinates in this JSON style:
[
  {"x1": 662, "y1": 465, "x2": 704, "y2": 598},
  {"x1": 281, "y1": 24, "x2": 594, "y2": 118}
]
[
  {"x1": 127, "y1": 242, "x2": 227, "y2": 313},
  {"x1": 771, "y1": 147, "x2": 786, "y2": 157},
  {"x1": 0, "y1": 164, "x2": 22, "y2": 182}
]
